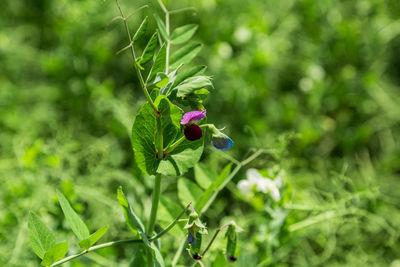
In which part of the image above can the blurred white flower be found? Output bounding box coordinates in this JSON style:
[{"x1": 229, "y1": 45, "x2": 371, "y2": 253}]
[
  {"x1": 237, "y1": 180, "x2": 252, "y2": 195},
  {"x1": 238, "y1": 168, "x2": 283, "y2": 201},
  {"x1": 246, "y1": 168, "x2": 263, "y2": 184}
]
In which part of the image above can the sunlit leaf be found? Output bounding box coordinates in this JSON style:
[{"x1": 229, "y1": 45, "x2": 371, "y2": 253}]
[
  {"x1": 28, "y1": 212, "x2": 56, "y2": 259},
  {"x1": 170, "y1": 43, "x2": 202, "y2": 69},
  {"x1": 173, "y1": 65, "x2": 207, "y2": 87},
  {"x1": 141, "y1": 32, "x2": 159, "y2": 65},
  {"x1": 147, "y1": 44, "x2": 167, "y2": 82},
  {"x1": 117, "y1": 187, "x2": 151, "y2": 247},
  {"x1": 154, "y1": 14, "x2": 168, "y2": 41},
  {"x1": 41, "y1": 241, "x2": 68, "y2": 266},
  {"x1": 174, "y1": 76, "x2": 213, "y2": 97},
  {"x1": 56, "y1": 190, "x2": 89, "y2": 241},
  {"x1": 170, "y1": 24, "x2": 198, "y2": 44},
  {"x1": 132, "y1": 96, "x2": 204, "y2": 176},
  {"x1": 132, "y1": 16, "x2": 148, "y2": 43},
  {"x1": 78, "y1": 225, "x2": 109, "y2": 250}
]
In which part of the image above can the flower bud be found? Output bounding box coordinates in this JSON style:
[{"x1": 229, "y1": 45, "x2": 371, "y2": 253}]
[{"x1": 184, "y1": 124, "x2": 203, "y2": 141}]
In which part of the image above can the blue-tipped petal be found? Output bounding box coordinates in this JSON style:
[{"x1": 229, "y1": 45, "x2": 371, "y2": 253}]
[{"x1": 211, "y1": 135, "x2": 234, "y2": 150}]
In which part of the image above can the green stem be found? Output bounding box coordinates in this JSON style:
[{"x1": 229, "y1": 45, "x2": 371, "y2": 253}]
[
  {"x1": 201, "y1": 223, "x2": 232, "y2": 257},
  {"x1": 115, "y1": 0, "x2": 158, "y2": 113},
  {"x1": 146, "y1": 173, "x2": 162, "y2": 266}
]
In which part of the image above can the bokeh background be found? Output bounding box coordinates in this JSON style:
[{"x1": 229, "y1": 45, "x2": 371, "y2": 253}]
[{"x1": 1, "y1": 0, "x2": 400, "y2": 266}]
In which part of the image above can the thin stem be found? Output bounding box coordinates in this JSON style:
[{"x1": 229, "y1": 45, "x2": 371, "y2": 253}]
[
  {"x1": 165, "y1": 135, "x2": 185, "y2": 153},
  {"x1": 201, "y1": 222, "x2": 233, "y2": 257},
  {"x1": 115, "y1": 0, "x2": 158, "y2": 113},
  {"x1": 151, "y1": 202, "x2": 191, "y2": 240},
  {"x1": 51, "y1": 239, "x2": 142, "y2": 266}
]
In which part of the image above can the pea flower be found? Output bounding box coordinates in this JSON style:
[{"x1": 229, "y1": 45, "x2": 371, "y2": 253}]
[
  {"x1": 211, "y1": 132, "x2": 234, "y2": 151},
  {"x1": 206, "y1": 124, "x2": 234, "y2": 151},
  {"x1": 237, "y1": 168, "x2": 282, "y2": 201},
  {"x1": 184, "y1": 208, "x2": 208, "y2": 246},
  {"x1": 180, "y1": 110, "x2": 206, "y2": 141}
]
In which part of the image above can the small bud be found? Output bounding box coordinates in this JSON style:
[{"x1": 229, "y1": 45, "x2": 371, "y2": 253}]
[
  {"x1": 227, "y1": 255, "x2": 237, "y2": 262},
  {"x1": 193, "y1": 253, "x2": 202, "y2": 260}
]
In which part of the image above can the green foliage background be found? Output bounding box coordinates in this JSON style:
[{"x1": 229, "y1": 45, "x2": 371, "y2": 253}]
[{"x1": 1, "y1": 0, "x2": 399, "y2": 266}]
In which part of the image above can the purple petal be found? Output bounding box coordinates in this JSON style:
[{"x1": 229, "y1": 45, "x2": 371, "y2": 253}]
[
  {"x1": 184, "y1": 124, "x2": 203, "y2": 141},
  {"x1": 180, "y1": 110, "x2": 206, "y2": 125}
]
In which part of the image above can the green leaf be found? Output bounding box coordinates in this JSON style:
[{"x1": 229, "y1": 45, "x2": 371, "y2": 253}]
[
  {"x1": 28, "y1": 212, "x2": 56, "y2": 259},
  {"x1": 78, "y1": 225, "x2": 109, "y2": 250},
  {"x1": 147, "y1": 44, "x2": 166, "y2": 82},
  {"x1": 149, "y1": 73, "x2": 169, "y2": 88},
  {"x1": 131, "y1": 96, "x2": 204, "y2": 176},
  {"x1": 158, "y1": 196, "x2": 185, "y2": 235},
  {"x1": 194, "y1": 163, "x2": 217, "y2": 189},
  {"x1": 170, "y1": 43, "x2": 203, "y2": 69},
  {"x1": 117, "y1": 187, "x2": 151, "y2": 248},
  {"x1": 141, "y1": 32, "x2": 159, "y2": 65},
  {"x1": 178, "y1": 178, "x2": 204, "y2": 206},
  {"x1": 174, "y1": 76, "x2": 213, "y2": 97},
  {"x1": 41, "y1": 241, "x2": 68, "y2": 267},
  {"x1": 56, "y1": 190, "x2": 90, "y2": 241},
  {"x1": 132, "y1": 16, "x2": 148, "y2": 43},
  {"x1": 195, "y1": 163, "x2": 232, "y2": 213},
  {"x1": 173, "y1": 65, "x2": 207, "y2": 87},
  {"x1": 170, "y1": 24, "x2": 198, "y2": 44},
  {"x1": 154, "y1": 14, "x2": 168, "y2": 41}
]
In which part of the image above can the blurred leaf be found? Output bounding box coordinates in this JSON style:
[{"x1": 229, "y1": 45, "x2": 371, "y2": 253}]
[
  {"x1": 194, "y1": 162, "x2": 217, "y2": 189},
  {"x1": 147, "y1": 44, "x2": 167, "y2": 82},
  {"x1": 140, "y1": 32, "x2": 159, "y2": 65},
  {"x1": 195, "y1": 163, "x2": 232, "y2": 213},
  {"x1": 117, "y1": 187, "x2": 150, "y2": 247},
  {"x1": 56, "y1": 190, "x2": 90, "y2": 241},
  {"x1": 132, "y1": 16, "x2": 148, "y2": 43},
  {"x1": 158, "y1": 196, "x2": 185, "y2": 234},
  {"x1": 154, "y1": 14, "x2": 168, "y2": 41},
  {"x1": 178, "y1": 178, "x2": 203, "y2": 206},
  {"x1": 170, "y1": 24, "x2": 198, "y2": 44},
  {"x1": 174, "y1": 65, "x2": 207, "y2": 87},
  {"x1": 78, "y1": 225, "x2": 109, "y2": 250},
  {"x1": 41, "y1": 241, "x2": 68, "y2": 266},
  {"x1": 28, "y1": 212, "x2": 56, "y2": 259},
  {"x1": 174, "y1": 76, "x2": 212, "y2": 97},
  {"x1": 170, "y1": 43, "x2": 203, "y2": 69}
]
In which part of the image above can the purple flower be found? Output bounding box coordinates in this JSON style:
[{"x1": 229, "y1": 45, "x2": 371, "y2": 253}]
[
  {"x1": 180, "y1": 110, "x2": 206, "y2": 125},
  {"x1": 184, "y1": 124, "x2": 203, "y2": 141},
  {"x1": 180, "y1": 110, "x2": 206, "y2": 142}
]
